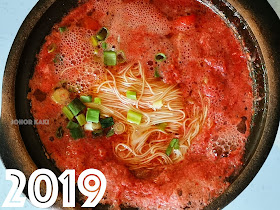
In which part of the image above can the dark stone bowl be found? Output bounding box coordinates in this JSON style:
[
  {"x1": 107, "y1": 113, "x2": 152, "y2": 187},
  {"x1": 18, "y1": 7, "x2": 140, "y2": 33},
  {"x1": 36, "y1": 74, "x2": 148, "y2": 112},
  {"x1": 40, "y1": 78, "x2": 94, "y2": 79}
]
[{"x1": 1, "y1": 0, "x2": 280, "y2": 209}]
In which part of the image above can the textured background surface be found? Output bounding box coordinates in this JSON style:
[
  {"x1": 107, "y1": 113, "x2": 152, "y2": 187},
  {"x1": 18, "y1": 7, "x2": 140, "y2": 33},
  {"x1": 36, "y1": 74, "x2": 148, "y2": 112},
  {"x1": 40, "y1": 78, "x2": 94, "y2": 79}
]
[{"x1": 0, "y1": 0, "x2": 279, "y2": 209}]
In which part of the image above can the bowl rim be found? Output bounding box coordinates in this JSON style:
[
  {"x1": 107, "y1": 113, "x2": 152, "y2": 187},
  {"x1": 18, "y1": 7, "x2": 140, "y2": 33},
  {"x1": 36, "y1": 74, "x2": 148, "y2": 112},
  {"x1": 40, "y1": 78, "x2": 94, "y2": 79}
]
[{"x1": 1, "y1": 0, "x2": 280, "y2": 209}]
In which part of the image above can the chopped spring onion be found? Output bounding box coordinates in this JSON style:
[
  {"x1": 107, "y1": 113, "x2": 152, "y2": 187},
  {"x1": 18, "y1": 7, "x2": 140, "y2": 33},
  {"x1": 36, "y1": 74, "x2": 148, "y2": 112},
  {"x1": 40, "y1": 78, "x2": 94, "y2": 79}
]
[
  {"x1": 70, "y1": 127, "x2": 84, "y2": 140},
  {"x1": 92, "y1": 122, "x2": 102, "y2": 130},
  {"x1": 59, "y1": 26, "x2": 67, "y2": 33},
  {"x1": 80, "y1": 95, "x2": 92, "y2": 103},
  {"x1": 166, "y1": 145, "x2": 173, "y2": 156},
  {"x1": 166, "y1": 138, "x2": 180, "y2": 156},
  {"x1": 117, "y1": 51, "x2": 126, "y2": 63},
  {"x1": 127, "y1": 110, "x2": 142, "y2": 125},
  {"x1": 104, "y1": 51, "x2": 117, "y2": 66},
  {"x1": 106, "y1": 128, "x2": 115, "y2": 137},
  {"x1": 76, "y1": 114, "x2": 87, "y2": 126},
  {"x1": 86, "y1": 108, "x2": 100, "y2": 123},
  {"x1": 174, "y1": 139, "x2": 180, "y2": 150},
  {"x1": 154, "y1": 68, "x2": 161, "y2": 78},
  {"x1": 53, "y1": 54, "x2": 63, "y2": 63},
  {"x1": 101, "y1": 42, "x2": 107, "y2": 49},
  {"x1": 56, "y1": 126, "x2": 64, "y2": 139},
  {"x1": 47, "y1": 43, "x2": 56, "y2": 53},
  {"x1": 153, "y1": 100, "x2": 163, "y2": 109},
  {"x1": 67, "y1": 98, "x2": 86, "y2": 116},
  {"x1": 94, "y1": 97, "x2": 102, "y2": 104},
  {"x1": 155, "y1": 53, "x2": 167, "y2": 62},
  {"x1": 52, "y1": 88, "x2": 70, "y2": 105},
  {"x1": 126, "y1": 90, "x2": 137, "y2": 100},
  {"x1": 92, "y1": 129, "x2": 103, "y2": 138},
  {"x1": 113, "y1": 122, "x2": 125, "y2": 134},
  {"x1": 62, "y1": 106, "x2": 74, "y2": 120},
  {"x1": 91, "y1": 36, "x2": 98, "y2": 47},
  {"x1": 157, "y1": 122, "x2": 167, "y2": 131},
  {"x1": 84, "y1": 122, "x2": 93, "y2": 131},
  {"x1": 67, "y1": 121, "x2": 79, "y2": 129},
  {"x1": 96, "y1": 27, "x2": 108, "y2": 41},
  {"x1": 85, "y1": 122, "x2": 101, "y2": 131},
  {"x1": 100, "y1": 117, "x2": 114, "y2": 128}
]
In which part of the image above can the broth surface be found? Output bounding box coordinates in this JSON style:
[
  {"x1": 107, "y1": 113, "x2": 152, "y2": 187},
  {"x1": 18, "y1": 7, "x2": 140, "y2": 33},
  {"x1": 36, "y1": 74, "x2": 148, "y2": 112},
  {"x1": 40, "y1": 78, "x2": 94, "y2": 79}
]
[{"x1": 29, "y1": 0, "x2": 253, "y2": 209}]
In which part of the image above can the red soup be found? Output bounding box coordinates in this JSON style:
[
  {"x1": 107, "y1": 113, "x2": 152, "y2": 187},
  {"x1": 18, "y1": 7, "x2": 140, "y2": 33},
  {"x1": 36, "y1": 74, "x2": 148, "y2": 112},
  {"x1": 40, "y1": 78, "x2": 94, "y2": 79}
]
[{"x1": 29, "y1": 0, "x2": 253, "y2": 209}]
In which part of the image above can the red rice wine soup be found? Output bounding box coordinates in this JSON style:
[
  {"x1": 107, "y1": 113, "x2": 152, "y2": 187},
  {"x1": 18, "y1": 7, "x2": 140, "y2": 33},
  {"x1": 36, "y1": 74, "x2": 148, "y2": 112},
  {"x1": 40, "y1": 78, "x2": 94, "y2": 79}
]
[{"x1": 29, "y1": 0, "x2": 253, "y2": 209}]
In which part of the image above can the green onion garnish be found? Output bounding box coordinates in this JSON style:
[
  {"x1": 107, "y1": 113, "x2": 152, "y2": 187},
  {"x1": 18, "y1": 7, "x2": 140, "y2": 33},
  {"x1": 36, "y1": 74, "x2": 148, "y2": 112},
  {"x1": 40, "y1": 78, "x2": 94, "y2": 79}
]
[
  {"x1": 62, "y1": 106, "x2": 74, "y2": 120},
  {"x1": 96, "y1": 27, "x2": 108, "y2": 41},
  {"x1": 166, "y1": 138, "x2": 180, "y2": 156},
  {"x1": 127, "y1": 110, "x2": 142, "y2": 125},
  {"x1": 80, "y1": 95, "x2": 92, "y2": 103},
  {"x1": 157, "y1": 122, "x2": 167, "y2": 131},
  {"x1": 70, "y1": 127, "x2": 84, "y2": 140},
  {"x1": 67, "y1": 98, "x2": 86, "y2": 116},
  {"x1": 94, "y1": 97, "x2": 102, "y2": 104},
  {"x1": 155, "y1": 53, "x2": 167, "y2": 62},
  {"x1": 86, "y1": 108, "x2": 100, "y2": 123},
  {"x1": 76, "y1": 114, "x2": 87, "y2": 126},
  {"x1": 117, "y1": 51, "x2": 126, "y2": 63},
  {"x1": 59, "y1": 26, "x2": 67, "y2": 33},
  {"x1": 166, "y1": 145, "x2": 173, "y2": 156},
  {"x1": 106, "y1": 128, "x2": 115, "y2": 137},
  {"x1": 126, "y1": 90, "x2": 137, "y2": 100},
  {"x1": 56, "y1": 126, "x2": 64, "y2": 139},
  {"x1": 53, "y1": 54, "x2": 63, "y2": 63},
  {"x1": 154, "y1": 68, "x2": 161, "y2": 78},
  {"x1": 100, "y1": 117, "x2": 114, "y2": 128},
  {"x1": 67, "y1": 121, "x2": 79, "y2": 129},
  {"x1": 101, "y1": 42, "x2": 107, "y2": 50},
  {"x1": 92, "y1": 129, "x2": 103, "y2": 138},
  {"x1": 104, "y1": 51, "x2": 117, "y2": 66},
  {"x1": 153, "y1": 100, "x2": 163, "y2": 109},
  {"x1": 91, "y1": 36, "x2": 98, "y2": 47}
]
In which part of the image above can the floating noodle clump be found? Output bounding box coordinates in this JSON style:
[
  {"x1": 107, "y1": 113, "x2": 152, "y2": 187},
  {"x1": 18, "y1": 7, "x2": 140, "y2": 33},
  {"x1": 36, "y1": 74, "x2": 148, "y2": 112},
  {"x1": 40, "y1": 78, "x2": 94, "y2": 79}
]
[{"x1": 85, "y1": 62, "x2": 209, "y2": 170}]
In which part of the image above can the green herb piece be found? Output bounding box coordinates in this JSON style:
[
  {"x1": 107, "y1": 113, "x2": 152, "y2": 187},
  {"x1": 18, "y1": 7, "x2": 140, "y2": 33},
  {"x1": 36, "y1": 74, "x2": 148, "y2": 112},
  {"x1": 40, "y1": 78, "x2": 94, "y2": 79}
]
[
  {"x1": 62, "y1": 106, "x2": 74, "y2": 120},
  {"x1": 92, "y1": 129, "x2": 103, "y2": 138},
  {"x1": 154, "y1": 68, "x2": 161, "y2": 78},
  {"x1": 127, "y1": 110, "x2": 142, "y2": 125},
  {"x1": 91, "y1": 36, "x2": 98, "y2": 47},
  {"x1": 155, "y1": 53, "x2": 167, "y2": 62},
  {"x1": 67, "y1": 98, "x2": 86, "y2": 116},
  {"x1": 96, "y1": 27, "x2": 108, "y2": 41},
  {"x1": 80, "y1": 95, "x2": 92, "y2": 103},
  {"x1": 67, "y1": 121, "x2": 79, "y2": 129},
  {"x1": 166, "y1": 145, "x2": 173, "y2": 156},
  {"x1": 86, "y1": 108, "x2": 100, "y2": 123},
  {"x1": 101, "y1": 42, "x2": 107, "y2": 50},
  {"x1": 59, "y1": 26, "x2": 67, "y2": 33},
  {"x1": 153, "y1": 100, "x2": 163, "y2": 109},
  {"x1": 100, "y1": 117, "x2": 114, "y2": 129},
  {"x1": 76, "y1": 114, "x2": 87, "y2": 126},
  {"x1": 106, "y1": 128, "x2": 115, "y2": 137},
  {"x1": 117, "y1": 51, "x2": 126, "y2": 63},
  {"x1": 56, "y1": 126, "x2": 64, "y2": 139},
  {"x1": 174, "y1": 139, "x2": 180, "y2": 150},
  {"x1": 53, "y1": 54, "x2": 63, "y2": 63},
  {"x1": 70, "y1": 127, "x2": 84, "y2": 140},
  {"x1": 94, "y1": 97, "x2": 102, "y2": 104},
  {"x1": 104, "y1": 51, "x2": 117, "y2": 66},
  {"x1": 157, "y1": 122, "x2": 167, "y2": 131},
  {"x1": 126, "y1": 90, "x2": 137, "y2": 100},
  {"x1": 166, "y1": 138, "x2": 180, "y2": 156}
]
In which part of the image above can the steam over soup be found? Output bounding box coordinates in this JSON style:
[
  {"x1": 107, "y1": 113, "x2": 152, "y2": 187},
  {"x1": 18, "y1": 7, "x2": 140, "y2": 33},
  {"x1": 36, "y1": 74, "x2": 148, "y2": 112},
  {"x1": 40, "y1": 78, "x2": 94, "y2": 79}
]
[{"x1": 29, "y1": 0, "x2": 253, "y2": 209}]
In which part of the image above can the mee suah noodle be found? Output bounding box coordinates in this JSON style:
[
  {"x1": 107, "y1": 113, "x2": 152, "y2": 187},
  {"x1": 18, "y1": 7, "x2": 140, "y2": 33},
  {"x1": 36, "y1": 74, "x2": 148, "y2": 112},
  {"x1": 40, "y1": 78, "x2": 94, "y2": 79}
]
[{"x1": 29, "y1": 0, "x2": 253, "y2": 209}]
